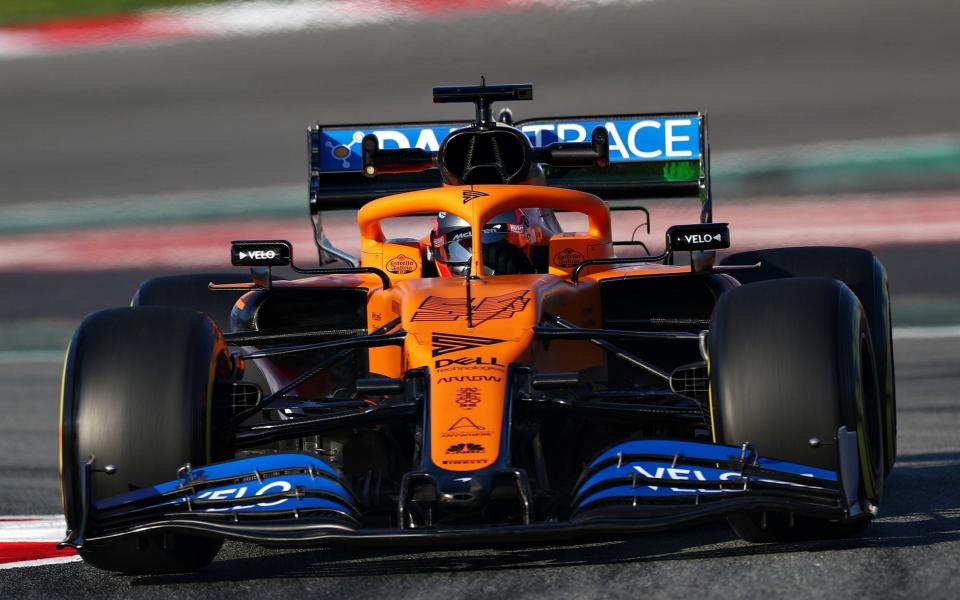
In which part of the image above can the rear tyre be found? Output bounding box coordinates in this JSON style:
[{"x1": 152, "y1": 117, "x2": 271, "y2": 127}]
[
  {"x1": 132, "y1": 273, "x2": 251, "y2": 331},
  {"x1": 133, "y1": 272, "x2": 268, "y2": 390},
  {"x1": 720, "y1": 247, "x2": 896, "y2": 474},
  {"x1": 61, "y1": 307, "x2": 232, "y2": 573},
  {"x1": 709, "y1": 278, "x2": 884, "y2": 542}
]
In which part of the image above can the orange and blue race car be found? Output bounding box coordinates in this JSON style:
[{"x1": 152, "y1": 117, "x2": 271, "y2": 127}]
[{"x1": 58, "y1": 82, "x2": 897, "y2": 574}]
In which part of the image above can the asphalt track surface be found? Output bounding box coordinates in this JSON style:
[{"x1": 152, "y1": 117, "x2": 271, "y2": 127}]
[
  {"x1": 2, "y1": 0, "x2": 960, "y2": 596},
  {"x1": 1, "y1": 0, "x2": 959, "y2": 205},
  {"x1": 0, "y1": 335, "x2": 956, "y2": 598}
]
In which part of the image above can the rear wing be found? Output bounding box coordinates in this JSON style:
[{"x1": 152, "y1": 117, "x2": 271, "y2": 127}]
[
  {"x1": 307, "y1": 113, "x2": 712, "y2": 263},
  {"x1": 516, "y1": 113, "x2": 708, "y2": 207}
]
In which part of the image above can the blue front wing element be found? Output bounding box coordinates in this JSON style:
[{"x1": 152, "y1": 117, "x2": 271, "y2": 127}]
[
  {"x1": 94, "y1": 453, "x2": 358, "y2": 520},
  {"x1": 73, "y1": 440, "x2": 854, "y2": 548},
  {"x1": 574, "y1": 440, "x2": 840, "y2": 511},
  {"x1": 88, "y1": 439, "x2": 842, "y2": 536},
  {"x1": 318, "y1": 115, "x2": 702, "y2": 172}
]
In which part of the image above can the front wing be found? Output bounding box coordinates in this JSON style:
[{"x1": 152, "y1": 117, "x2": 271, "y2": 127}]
[{"x1": 62, "y1": 435, "x2": 864, "y2": 550}]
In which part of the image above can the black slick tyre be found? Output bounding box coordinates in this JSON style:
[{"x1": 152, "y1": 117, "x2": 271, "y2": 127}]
[
  {"x1": 60, "y1": 306, "x2": 232, "y2": 573},
  {"x1": 133, "y1": 272, "x2": 268, "y2": 390},
  {"x1": 720, "y1": 247, "x2": 896, "y2": 475},
  {"x1": 132, "y1": 272, "x2": 251, "y2": 332},
  {"x1": 709, "y1": 278, "x2": 884, "y2": 542}
]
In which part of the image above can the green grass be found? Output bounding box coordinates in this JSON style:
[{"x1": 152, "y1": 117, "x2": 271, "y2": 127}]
[{"x1": 0, "y1": 0, "x2": 225, "y2": 26}]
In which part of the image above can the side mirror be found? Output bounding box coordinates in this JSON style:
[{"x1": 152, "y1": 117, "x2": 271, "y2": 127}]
[
  {"x1": 665, "y1": 223, "x2": 730, "y2": 252},
  {"x1": 534, "y1": 126, "x2": 609, "y2": 168},
  {"x1": 362, "y1": 134, "x2": 435, "y2": 178},
  {"x1": 223, "y1": 240, "x2": 392, "y2": 290},
  {"x1": 230, "y1": 240, "x2": 293, "y2": 291},
  {"x1": 231, "y1": 240, "x2": 292, "y2": 267}
]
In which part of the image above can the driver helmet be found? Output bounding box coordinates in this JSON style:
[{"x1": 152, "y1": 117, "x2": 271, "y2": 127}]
[{"x1": 429, "y1": 209, "x2": 531, "y2": 276}]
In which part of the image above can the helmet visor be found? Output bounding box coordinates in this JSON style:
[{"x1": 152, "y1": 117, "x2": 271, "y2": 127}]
[
  {"x1": 433, "y1": 228, "x2": 475, "y2": 265},
  {"x1": 433, "y1": 222, "x2": 524, "y2": 265}
]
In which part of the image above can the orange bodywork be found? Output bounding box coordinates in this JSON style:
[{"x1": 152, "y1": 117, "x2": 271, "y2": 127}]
[{"x1": 281, "y1": 184, "x2": 689, "y2": 472}]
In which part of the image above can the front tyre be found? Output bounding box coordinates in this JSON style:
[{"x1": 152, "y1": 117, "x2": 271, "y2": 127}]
[
  {"x1": 709, "y1": 278, "x2": 884, "y2": 542},
  {"x1": 720, "y1": 247, "x2": 896, "y2": 475},
  {"x1": 60, "y1": 307, "x2": 232, "y2": 573}
]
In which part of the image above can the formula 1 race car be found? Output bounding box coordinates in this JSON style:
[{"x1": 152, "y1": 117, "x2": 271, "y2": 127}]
[{"x1": 59, "y1": 83, "x2": 896, "y2": 574}]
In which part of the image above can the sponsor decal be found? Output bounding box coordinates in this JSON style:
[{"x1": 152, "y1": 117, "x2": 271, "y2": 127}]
[
  {"x1": 436, "y1": 375, "x2": 502, "y2": 383},
  {"x1": 683, "y1": 233, "x2": 723, "y2": 244},
  {"x1": 325, "y1": 131, "x2": 365, "y2": 168},
  {"x1": 632, "y1": 465, "x2": 741, "y2": 494},
  {"x1": 239, "y1": 250, "x2": 276, "y2": 260},
  {"x1": 435, "y1": 356, "x2": 502, "y2": 370},
  {"x1": 521, "y1": 118, "x2": 700, "y2": 161},
  {"x1": 666, "y1": 223, "x2": 730, "y2": 251},
  {"x1": 442, "y1": 416, "x2": 490, "y2": 438},
  {"x1": 442, "y1": 458, "x2": 488, "y2": 466},
  {"x1": 412, "y1": 290, "x2": 530, "y2": 322},
  {"x1": 431, "y1": 332, "x2": 505, "y2": 357},
  {"x1": 386, "y1": 254, "x2": 418, "y2": 274},
  {"x1": 231, "y1": 240, "x2": 292, "y2": 267},
  {"x1": 461, "y1": 189, "x2": 489, "y2": 203},
  {"x1": 195, "y1": 480, "x2": 293, "y2": 511},
  {"x1": 454, "y1": 386, "x2": 481, "y2": 409},
  {"x1": 440, "y1": 223, "x2": 524, "y2": 245},
  {"x1": 553, "y1": 247, "x2": 585, "y2": 268},
  {"x1": 446, "y1": 442, "x2": 485, "y2": 454},
  {"x1": 320, "y1": 125, "x2": 461, "y2": 172},
  {"x1": 317, "y1": 117, "x2": 700, "y2": 172},
  {"x1": 448, "y1": 416, "x2": 486, "y2": 431}
]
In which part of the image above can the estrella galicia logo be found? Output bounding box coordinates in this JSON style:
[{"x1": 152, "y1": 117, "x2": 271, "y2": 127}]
[
  {"x1": 386, "y1": 254, "x2": 418, "y2": 275},
  {"x1": 553, "y1": 247, "x2": 585, "y2": 268},
  {"x1": 432, "y1": 332, "x2": 505, "y2": 357}
]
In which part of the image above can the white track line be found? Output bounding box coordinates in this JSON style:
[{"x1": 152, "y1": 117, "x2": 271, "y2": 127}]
[
  {"x1": 0, "y1": 351, "x2": 66, "y2": 364},
  {"x1": 0, "y1": 0, "x2": 658, "y2": 60},
  {"x1": 0, "y1": 515, "x2": 67, "y2": 541},
  {"x1": 0, "y1": 555, "x2": 82, "y2": 570},
  {"x1": 892, "y1": 325, "x2": 960, "y2": 340},
  {"x1": 0, "y1": 515, "x2": 80, "y2": 570}
]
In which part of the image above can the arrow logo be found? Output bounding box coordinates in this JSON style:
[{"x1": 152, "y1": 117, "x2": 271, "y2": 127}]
[
  {"x1": 432, "y1": 332, "x2": 505, "y2": 357},
  {"x1": 238, "y1": 251, "x2": 248, "y2": 259}
]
